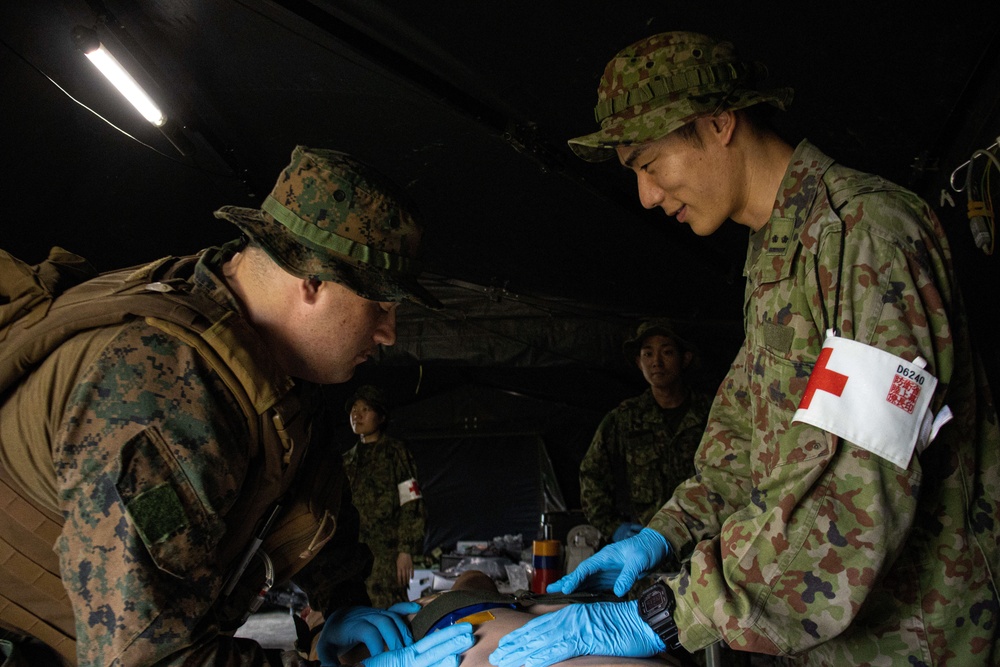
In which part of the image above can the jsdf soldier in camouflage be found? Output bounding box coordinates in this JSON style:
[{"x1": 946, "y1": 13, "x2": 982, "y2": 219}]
[
  {"x1": 0, "y1": 147, "x2": 474, "y2": 666},
  {"x1": 579, "y1": 320, "x2": 710, "y2": 544},
  {"x1": 344, "y1": 386, "x2": 426, "y2": 608},
  {"x1": 491, "y1": 32, "x2": 1000, "y2": 667}
]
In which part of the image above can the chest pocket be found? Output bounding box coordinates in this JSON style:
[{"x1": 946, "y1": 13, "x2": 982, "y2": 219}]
[{"x1": 745, "y1": 221, "x2": 801, "y2": 351}]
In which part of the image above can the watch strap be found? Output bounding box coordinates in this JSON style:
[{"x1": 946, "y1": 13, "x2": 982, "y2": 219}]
[{"x1": 638, "y1": 582, "x2": 681, "y2": 651}]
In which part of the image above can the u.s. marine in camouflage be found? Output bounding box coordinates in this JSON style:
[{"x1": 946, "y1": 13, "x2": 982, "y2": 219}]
[
  {"x1": 0, "y1": 146, "x2": 459, "y2": 666},
  {"x1": 0, "y1": 245, "x2": 373, "y2": 667}
]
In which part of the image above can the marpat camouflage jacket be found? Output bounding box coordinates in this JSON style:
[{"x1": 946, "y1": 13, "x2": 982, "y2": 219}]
[
  {"x1": 648, "y1": 141, "x2": 1000, "y2": 665},
  {"x1": 0, "y1": 245, "x2": 371, "y2": 667},
  {"x1": 579, "y1": 388, "x2": 711, "y2": 540}
]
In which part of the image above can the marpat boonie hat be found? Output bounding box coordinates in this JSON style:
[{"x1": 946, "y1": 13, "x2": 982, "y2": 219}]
[{"x1": 214, "y1": 146, "x2": 442, "y2": 309}]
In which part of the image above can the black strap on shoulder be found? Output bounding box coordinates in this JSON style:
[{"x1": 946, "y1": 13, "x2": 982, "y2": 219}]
[
  {"x1": 812, "y1": 218, "x2": 847, "y2": 336},
  {"x1": 0, "y1": 253, "x2": 257, "y2": 403}
]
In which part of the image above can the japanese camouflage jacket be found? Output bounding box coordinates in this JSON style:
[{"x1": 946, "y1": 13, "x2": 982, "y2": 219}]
[
  {"x1": 579, "y1": 388, "x2": 711, "y2": 541},
  {"x1": 649, "y1": 141, "x2": 1000, "y2": 665},
  {"x1": 0, "y1": 244, "x2": 372, "y2": 667},
  {"x1": 343, "y1": 433, "x2": 425, "y2": 608}
]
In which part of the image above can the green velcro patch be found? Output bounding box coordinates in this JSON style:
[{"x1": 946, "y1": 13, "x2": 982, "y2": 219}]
[
  {"x1": 127, "y1": 483, "x2": 188, "y2": 545},
  {"x1": 763, "y1": 321, "x2": 795, "y2": 355}
]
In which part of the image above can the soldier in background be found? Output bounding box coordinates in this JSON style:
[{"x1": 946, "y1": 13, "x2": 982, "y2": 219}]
[
  {"x1": 579, "y1": 319, "x2": 710, "y2": 546},
  {"x1": 344, "y1": 385, "x2": 426, "y2": 608},
  {"x1": 491, "y1": 31, "x2": 1000, "y2": 667}
]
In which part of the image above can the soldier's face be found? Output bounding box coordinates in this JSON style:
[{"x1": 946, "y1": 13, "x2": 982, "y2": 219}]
[
  {"x1": 637, "y1": 335, "x2": 689, "y2": 390},
  {"x1": 615, "y1": 114, "x2": 737, "y2": 237},
  {"x1": 287, "y1": 279, "x2": 398, "y2": 384},
  {"x1": 350, "y1": 399, "x2": 384, "y2": 436}
]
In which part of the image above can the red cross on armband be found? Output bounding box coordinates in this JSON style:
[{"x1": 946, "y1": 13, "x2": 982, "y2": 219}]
[
  {"x1": 798, "y1": 347, "x2": 849, "y2": 410},
  {"x1": 397, "y1": 478, "x2": 422, "y2": 505}
]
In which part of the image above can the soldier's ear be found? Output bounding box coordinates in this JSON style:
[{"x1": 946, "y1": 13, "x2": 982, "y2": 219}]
[
  {"x1": 705, "y1": 110, "x2": 736, "y2": 146},
  {"x1": 299, "y1": 277, "x2": 322, "y2": 304}
]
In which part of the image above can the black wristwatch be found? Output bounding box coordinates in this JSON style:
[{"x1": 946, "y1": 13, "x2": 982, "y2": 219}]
[{"x1": 637, "y1": 581, "x2": 681, "y2": 651}]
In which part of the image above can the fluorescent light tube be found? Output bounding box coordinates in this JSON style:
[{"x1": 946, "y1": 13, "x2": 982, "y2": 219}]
[{"x1": 73, "y1": 26, "x2": 165, "y2": 127}]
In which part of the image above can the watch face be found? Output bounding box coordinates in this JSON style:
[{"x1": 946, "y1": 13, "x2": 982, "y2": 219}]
[{"x1": 640, "y1": 588, "x2": 667, "y2": 615}]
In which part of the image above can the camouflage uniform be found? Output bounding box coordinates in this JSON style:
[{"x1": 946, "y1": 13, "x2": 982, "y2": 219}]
[
  {"x1": 0, "y1": 244, "x2": 372, "y2": 667},
  {"x1": 1, "y1": 146, "x2": 447, "y2": 666},
  {"x1": 343, "y1": 434, "x2": 425, "y2": 608},
  {"x1": 580, "y1": 389, "x2": 712, "y2": 541},
  {"x1": 648, "y1": 140, "x2": 1000, "y2": 665}
]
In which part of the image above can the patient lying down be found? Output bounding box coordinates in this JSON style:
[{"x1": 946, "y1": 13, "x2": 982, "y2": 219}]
[{"x1": 340, "y1": 570, "x2": 683, "y2": 666}]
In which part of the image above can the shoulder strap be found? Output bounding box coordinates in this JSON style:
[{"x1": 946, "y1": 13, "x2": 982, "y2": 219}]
[{"x1": 0, "y1": 251, "x2": 291, "y2": 419}]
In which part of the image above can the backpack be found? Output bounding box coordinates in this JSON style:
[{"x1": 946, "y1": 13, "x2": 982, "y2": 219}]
[{"x1": 0, "y1": 247, "x2": 96, "y2": 352}]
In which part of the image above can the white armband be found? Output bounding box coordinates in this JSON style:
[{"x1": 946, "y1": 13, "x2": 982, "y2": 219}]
[
  {"x1": 792, "y1": 331, "x2": 952, "y2": 469},
  {"x1": 397, "y1": 478, "x2": 422, "y2": 506}
]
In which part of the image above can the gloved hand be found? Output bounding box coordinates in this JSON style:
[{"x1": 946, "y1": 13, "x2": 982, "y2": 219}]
[
  {"x1": 546, "y1": 527, "x2": 669, "y2": 597},
  {"x1": 317, "y1": 602, "x2": 420, "y2": 665},
  {"x1": 612, "y1": 521, "x2": 644, "y2": 543},
  {"x1": 488, "y1": 600, "x2": 664, "y2": 667},
  {"x1": 361, "y1": 623, "x2": 475, "y2": 667}
]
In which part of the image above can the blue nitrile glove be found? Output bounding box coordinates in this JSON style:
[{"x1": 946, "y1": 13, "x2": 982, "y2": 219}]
[
  {"x1": 488, "y1": 599, "x2": 664, "y2": 667},
  {"x1": 317, "y1": 602, "x2": 420, "y2": 665},
  {"x1": 612, "y1": 521, "x2": 644, "y2": 543},
  {"x1": 546, "y1": 527, "x2": 669, "y2": 597},
  {"x1": 361, "y1": 623, "x2": 475, "y2": 667}
]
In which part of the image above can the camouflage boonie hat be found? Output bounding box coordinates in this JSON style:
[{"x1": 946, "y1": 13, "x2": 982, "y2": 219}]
[
  {"x1": 214, "y1": 146, "x2": 442, "y2": 309},
  {"x1": 568, "y1": 31, "x2": 794, "y2": 162},
  {"x1": 345, "y1": 384, "x2": 389, "y2": 417},
  {"x1": 622, "y1": 318, "x2": 695, "y2": 361}
]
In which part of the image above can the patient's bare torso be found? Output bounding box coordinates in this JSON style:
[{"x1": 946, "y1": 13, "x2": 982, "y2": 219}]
[{"x1": 442, "y1": 603, "x2": 680, "y2": 667}]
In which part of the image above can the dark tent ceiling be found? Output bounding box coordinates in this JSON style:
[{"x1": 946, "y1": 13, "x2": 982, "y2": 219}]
[{"x1": 3, "y1": 0, "x2": 999, "y2": 380}]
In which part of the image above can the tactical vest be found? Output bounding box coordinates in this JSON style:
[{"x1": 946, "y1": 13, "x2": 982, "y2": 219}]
[{"x1": 0, "y1": 247, "x2": 344, "y2": 665}]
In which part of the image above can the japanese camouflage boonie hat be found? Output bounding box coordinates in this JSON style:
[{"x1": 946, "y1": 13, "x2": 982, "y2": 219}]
[
  {"x1": 568, "y1": 31, "x2": 794, "y2": 162},
  {"x1": 345, "y1": 384, "x2": 388, "y2": 417},
  {"x1": 214, "y1": 146, "x2": 442, "y2": 309},
  {"x1": 622, "y1": 318, "x2": 694, "y2": 361}
]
